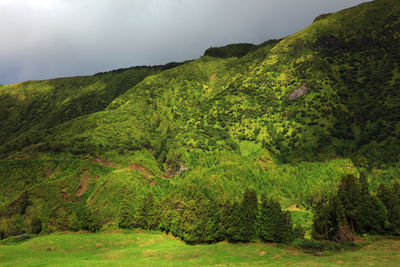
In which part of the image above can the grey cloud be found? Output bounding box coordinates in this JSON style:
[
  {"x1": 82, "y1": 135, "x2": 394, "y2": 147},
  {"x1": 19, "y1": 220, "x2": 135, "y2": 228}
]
[{"x1": 0, "y1": 0, "x2": 370, "y2": 84}]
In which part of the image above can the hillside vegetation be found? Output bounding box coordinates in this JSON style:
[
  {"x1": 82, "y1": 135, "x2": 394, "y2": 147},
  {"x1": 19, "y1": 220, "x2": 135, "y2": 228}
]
[{"x1": 0, "y1": 0, "x2": 400, "y2": 248}]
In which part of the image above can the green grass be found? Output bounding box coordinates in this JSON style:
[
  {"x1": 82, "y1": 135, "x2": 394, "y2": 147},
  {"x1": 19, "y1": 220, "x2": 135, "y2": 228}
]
[{"x1": 0, "y1": 232, "x2": 399, "y2": 266}]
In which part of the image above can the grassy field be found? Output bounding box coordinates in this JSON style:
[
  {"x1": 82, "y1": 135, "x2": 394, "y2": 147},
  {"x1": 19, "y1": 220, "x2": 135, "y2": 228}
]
[{"x1": 1, "y1": 232, "x2": 399, "y2": 267}]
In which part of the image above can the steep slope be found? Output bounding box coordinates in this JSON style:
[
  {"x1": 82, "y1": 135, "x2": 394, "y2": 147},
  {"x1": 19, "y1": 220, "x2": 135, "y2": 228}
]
[
  {"x1": 22, "y1": 0, "x2": 397, "y2": 166},
  {"x1": 0, "y1": 65, "x2": 183, "y2": 155}
]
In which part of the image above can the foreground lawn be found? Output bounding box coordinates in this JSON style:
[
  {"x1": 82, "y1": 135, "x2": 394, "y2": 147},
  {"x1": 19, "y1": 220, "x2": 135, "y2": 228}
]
[{"x1": 0, "y1": 231, "x2": 399, "y2": 266}]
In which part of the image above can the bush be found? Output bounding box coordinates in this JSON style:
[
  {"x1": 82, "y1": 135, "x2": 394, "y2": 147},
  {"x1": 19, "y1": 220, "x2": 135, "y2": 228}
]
[
  {"x1": 117, "y1": 196, "x2": 135, "y2": 229},
  {"x1": 0, "y1": 216, "x2": 25, "y2": 239},
  {"x1": 25, "y1": 216, "x2": 42, "y2": 234},
  {"x1": 79, "y1": 206, "x2": 102, "y2": 233},
  {"x1": 293, "y1": 225, "x2": 305, "y2": 239}
]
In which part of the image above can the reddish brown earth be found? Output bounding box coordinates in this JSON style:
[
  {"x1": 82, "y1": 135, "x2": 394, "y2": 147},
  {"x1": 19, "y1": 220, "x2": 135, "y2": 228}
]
[
  {"x1": 128, "y1": 163, "x2": 154, "y2": 178},
  {"x1": 284, "y1": 205, "x2": 303, "y2": 211},
  {"x1": 129, "y1": 163, "x2": 156, "y2": 186},
  {"x1": 75, "y1": 170, "x2": 90, "y2": 197},
  {"x1": 89, "y1": 158, "x2": 113, "y2": 166}
]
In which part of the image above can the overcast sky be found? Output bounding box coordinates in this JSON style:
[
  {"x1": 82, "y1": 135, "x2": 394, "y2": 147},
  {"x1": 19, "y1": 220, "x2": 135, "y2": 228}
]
[{"x1": 0, "y1": 0, "x2": 370, "y2": 84}]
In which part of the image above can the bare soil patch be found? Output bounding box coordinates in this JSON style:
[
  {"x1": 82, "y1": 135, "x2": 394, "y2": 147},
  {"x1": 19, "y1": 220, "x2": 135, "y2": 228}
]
[
  {"x1": 284, "y1": 205, "x2": 304, "y2": 212},
  {"x1": 90, "y1": 158, "x2": 113, "y2": 166},
  {"x1": 75, "y1": 170, "x2": 90, "y2": 197},
  {"x1": 128, "y1": 163, "x2": 154, "y2": 178}
]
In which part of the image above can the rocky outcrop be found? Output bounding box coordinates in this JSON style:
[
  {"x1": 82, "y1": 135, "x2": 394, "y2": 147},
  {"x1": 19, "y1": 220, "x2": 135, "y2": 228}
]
[{"x1": 288, "y1": 83, "x2": 309, "y2": 100}]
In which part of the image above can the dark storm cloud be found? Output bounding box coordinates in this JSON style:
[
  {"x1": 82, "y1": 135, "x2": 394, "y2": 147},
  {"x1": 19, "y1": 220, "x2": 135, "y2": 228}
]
[{"x1": 0, "y1": 0, "x2": 370, "y2": 84}]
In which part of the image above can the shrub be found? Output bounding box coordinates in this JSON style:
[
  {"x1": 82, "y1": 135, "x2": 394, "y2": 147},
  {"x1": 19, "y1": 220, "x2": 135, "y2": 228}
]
[
  {"x1": 25, "y1": 216, "x2": 42, "y2": 234},
  {"x1": 0, "y1": 216, "x2": 24, "y2": 238},
  {"x1": 117, "y1": 196, "x2": 135, "y2": 229},
  {"x1": 79, "y1": 206, "x2": 102, "y2": 233}
]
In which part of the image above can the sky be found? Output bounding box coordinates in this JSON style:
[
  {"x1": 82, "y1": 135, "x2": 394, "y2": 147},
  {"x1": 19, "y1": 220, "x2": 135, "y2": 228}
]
[{"x1": 0, "y1": 0, "x2": 370, "y2": 85}]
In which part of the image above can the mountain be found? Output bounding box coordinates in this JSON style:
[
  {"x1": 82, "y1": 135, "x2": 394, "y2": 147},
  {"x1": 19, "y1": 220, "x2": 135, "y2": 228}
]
[{"x1": 0, "y1": 0, "x2": 399, "y2": 238}]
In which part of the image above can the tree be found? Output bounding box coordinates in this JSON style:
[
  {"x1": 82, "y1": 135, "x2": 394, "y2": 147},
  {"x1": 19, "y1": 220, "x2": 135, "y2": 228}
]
[
  {"x1": 335, "y1": 174, "x2": 361, "y2": 231},
  {"x1": 378, "y1": 181, "x2": 400, "y2": 235},
  {"x1": 0, "y1": 216, "x2": 24, "y2": 238},
  {"x1": 205, "y1": 198, "x2": 222, "y2": 243},
  {"x1": 239, "y1": 189, "x2": 258, "y2": 242},
  {"x1": 259, "y1": 196, "x2": 293, "y2": 243},
  {"x1": 281, "y1": 210, "x2": 295, "y2": 243},
  {"x1": 134, "y1": 192, "x2": 159, "y2": 230},
  {"x1": 293, "y1": 225, "x2": 305, "y2": 239},
  {"x1": 216, "y1": 200, "x2": 232, "y2": 241},
  {"x1": 334, "y1": 197, "x2": 353, "y2": 243},
  {"x1": 259, "y1": 195, "x2": 278, "y2": 242},
  {"x1": 79, "y1": 206, "x2": 102, "y2": 233},
  {"x1": 117, "y1": 196, "x2": 135, "y2": 229},
  {"x1": 158, "y1": 193, "x2": 179, "y2": 235},
  {"x1": 25, "y1": 216, "x2": 42, "y2": 234},
  {"x1": 356, "y1": 174, "x2": 387, "y2": 235},
  {"x1": 17, "y1": 192, "x2": 31, "y2": 215},
  {"x1": 312, "y1": 198, "x2": 335, "y2": 240},
  {"x1": 226, "y1": 201, "x2": 242, "y2": 242},
  {"x1": 180, "y1": 198, "x2": 209, "y2": 244}
]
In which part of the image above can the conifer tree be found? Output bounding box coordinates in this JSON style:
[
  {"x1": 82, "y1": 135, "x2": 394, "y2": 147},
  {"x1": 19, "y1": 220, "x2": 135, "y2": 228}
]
[
  {"x1": 239, "y1": 189, "x2": 258, "y2": 242},
  {"x1": 334, "y1": 197, "x2": 353, "y2": 243},
  {"x1": 226, "y1": 201, "x2": 241, "y2": 242},
  {"x1": 134, "y1": 192, "x2": 158, "y2": 230},
  {"x1": 158, "y1": 193, "x2": 178, "y2": 234},
  {"x1": 117, "y1": 196, "x2": 135, "y2": 229},
  {"x1": 356, "y1": 174, "x2": 387, "y2": 234},
  {"x1": 378, "y1": 181, "x2": 400, "y2": 235},
  {"x1": 391, "y1": 181, "x2": 400, "y2": 234},
  {"x1": 259, "y1": 195, "x2": 275, "y2": 242},
  {"x1": 312, "y1": 198, "x2": 334, "y2": 240},
  {"x1": 378, "y1": 183, "x2": 391, "y2": 208},
  {"x1": 216, "y1": 199, "x2": 232, "y2": 241},
  {"x1": 80, "y1": 206, "x2": 102, "y2": 233},
  {"x1": 25, "y1": 216, "x2": 42, "y2": 234},
  {"x1": 336, "y1": 174, "x2": 361, "y2": 231},
  {"x1": 281, "y1": 210, "x2": 295, "y2": 243},
  {"x1": 205, "y1": 198, "x2": 222, "y2": 243},
  {"x1": 293, "y1": 225, "x2": 305, "y2": 239},
  {"x1": 259, "y1": 196, "x2": 293, "y2": 243},
  {"x1": 180, "y1": 199, "x2": 200, "y2": 244}
]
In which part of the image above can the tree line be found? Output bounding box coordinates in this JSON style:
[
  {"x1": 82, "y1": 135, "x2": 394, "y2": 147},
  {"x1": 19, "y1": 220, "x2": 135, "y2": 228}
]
[
  {"x1": 1, "y1": 174, "x2": 399, "y2": 246},
  {"x1": 117, "y1": 189, "x2": 301, "y2": 244}
]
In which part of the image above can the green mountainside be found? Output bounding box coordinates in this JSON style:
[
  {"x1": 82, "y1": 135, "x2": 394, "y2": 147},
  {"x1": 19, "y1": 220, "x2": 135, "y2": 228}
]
[{"x1": 1, "y1": 0, "x2": 400, "y2": 241}]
